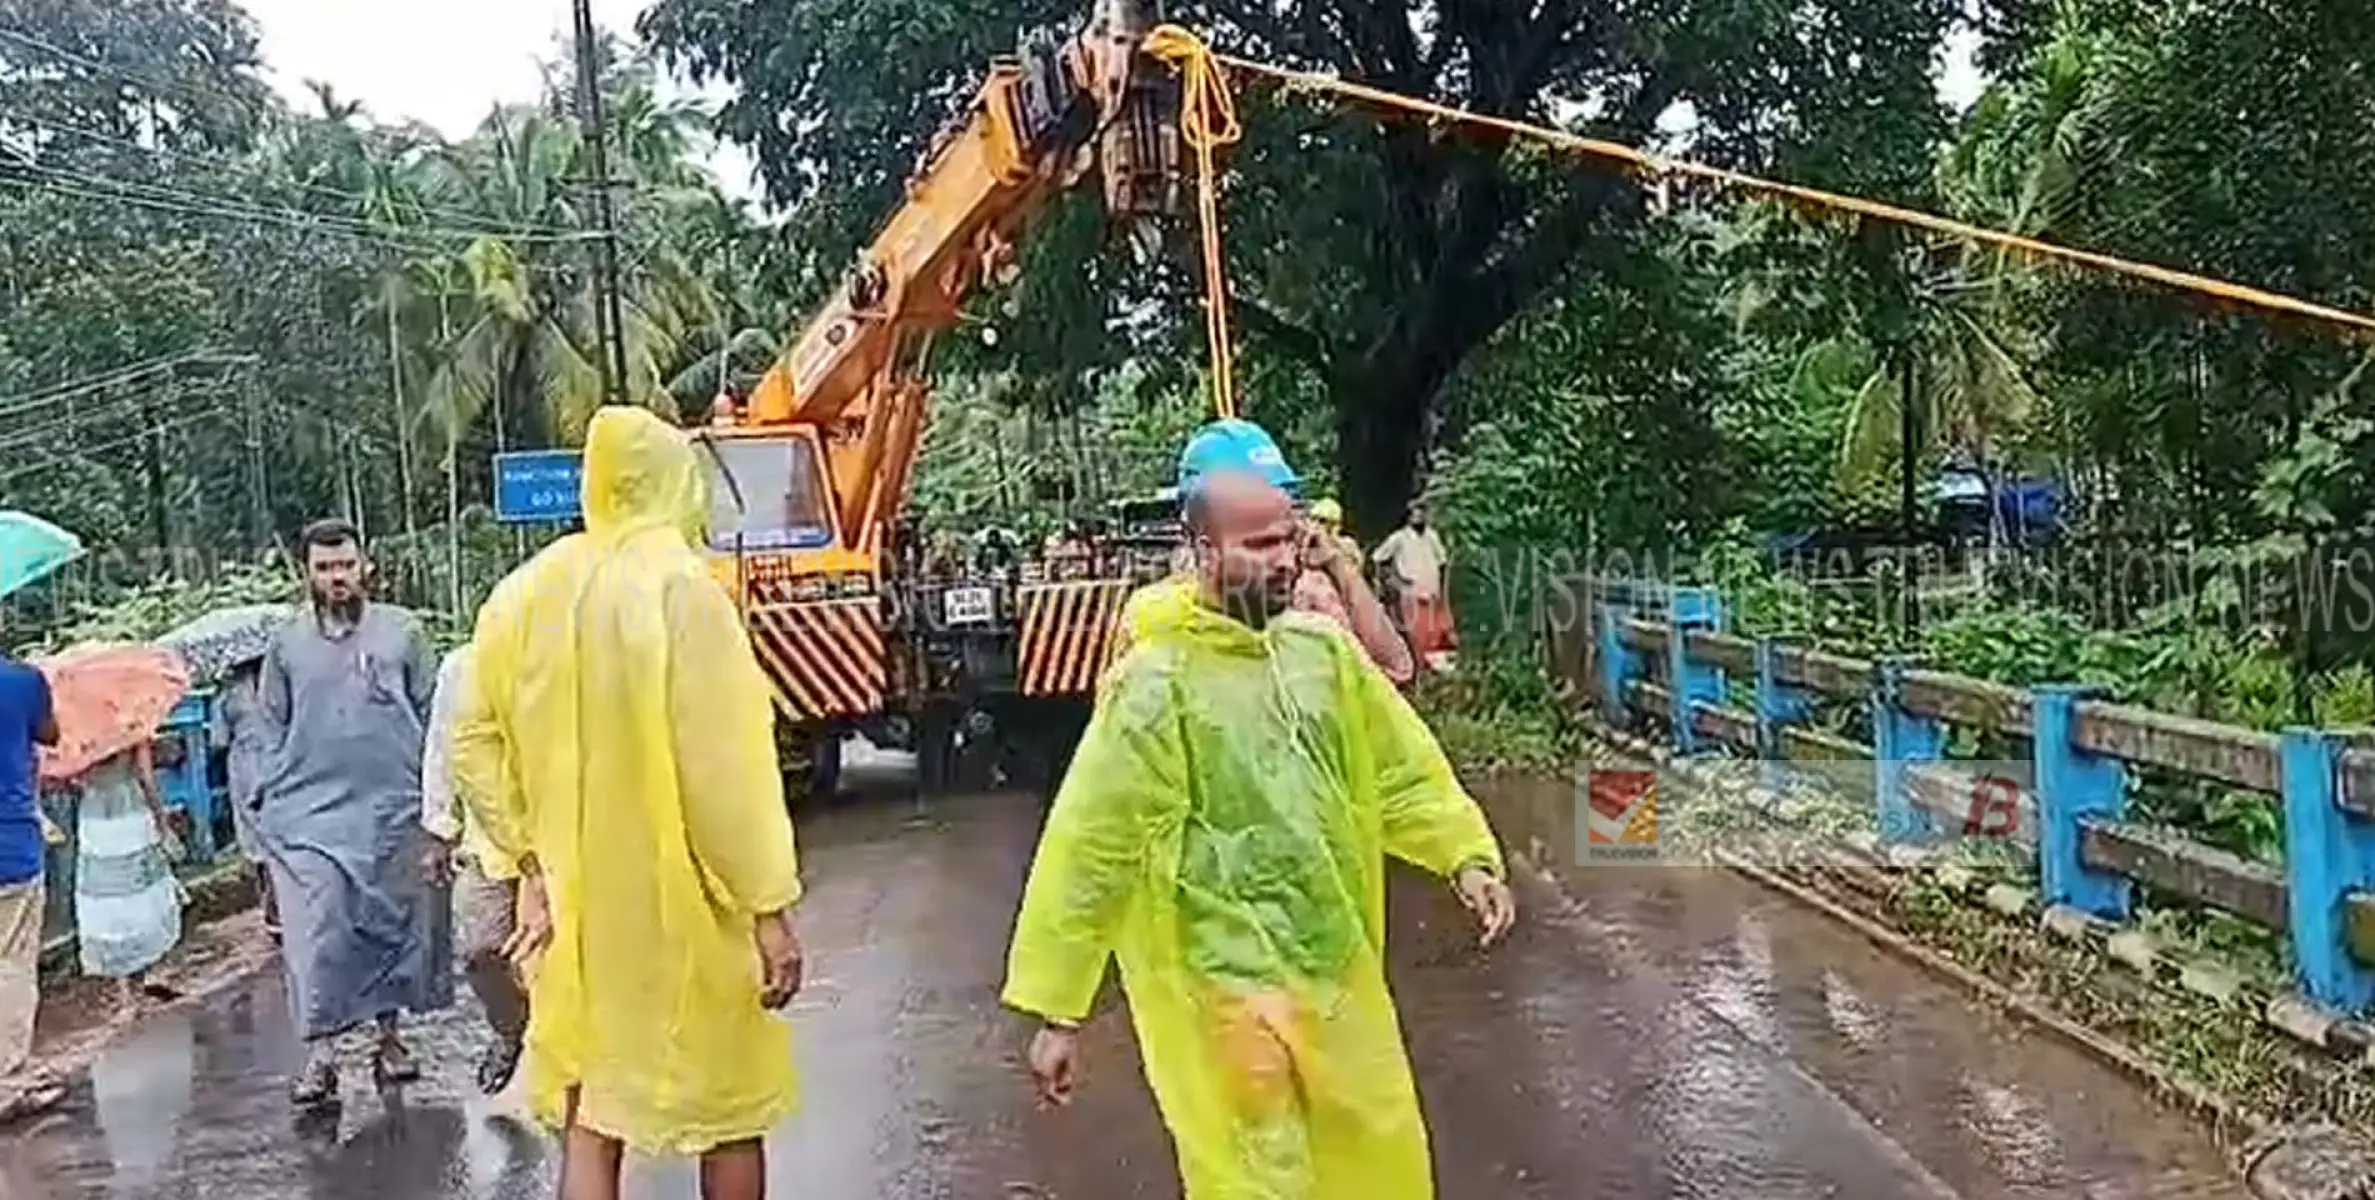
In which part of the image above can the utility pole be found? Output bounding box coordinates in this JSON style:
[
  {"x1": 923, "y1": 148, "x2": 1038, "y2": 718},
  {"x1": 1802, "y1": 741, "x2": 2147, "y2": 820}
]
[
  {"x1": 242, "y1": 367, "x2": 268, "y2": 550},
  {"x1": 571, "y1": 0, "x2": 632, "y2": 408},
  {"x1": 714, "y1": 238, "x2": 733, "y2": 402},
  {"x1": 1899, "y1": 354, "x2": 1921, "y2": 643}
]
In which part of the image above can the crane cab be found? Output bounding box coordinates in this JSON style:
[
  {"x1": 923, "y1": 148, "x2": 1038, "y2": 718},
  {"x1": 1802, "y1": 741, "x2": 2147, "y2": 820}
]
[{"x1": 697, "y1": 423, "x2": 887, "y2": 730}]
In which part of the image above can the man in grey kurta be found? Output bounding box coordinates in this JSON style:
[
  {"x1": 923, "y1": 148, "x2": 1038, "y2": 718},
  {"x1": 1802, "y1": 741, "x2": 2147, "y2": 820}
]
[
  {"x1": 208, "y1": 660, "x2": 280, "y2": 940},
  {"x1": 256, "y1": 518, "x2": 453, "y2": 1107}
]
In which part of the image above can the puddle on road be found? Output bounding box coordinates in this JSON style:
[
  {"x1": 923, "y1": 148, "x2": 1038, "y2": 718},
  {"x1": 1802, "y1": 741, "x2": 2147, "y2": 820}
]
[
  {"x1": 1466, "y1": 771, "x2": 2250, "y2": 1199},
  {"x1": 86, "y1": 1010, "x2": 196, "y2": 1191},
  {"x1": 1822, "y1": 968, "x2": 1891, "y2": 1047},
  {"x1": 3, "y1": 783, "x2": 2255, "y2": 1200}
]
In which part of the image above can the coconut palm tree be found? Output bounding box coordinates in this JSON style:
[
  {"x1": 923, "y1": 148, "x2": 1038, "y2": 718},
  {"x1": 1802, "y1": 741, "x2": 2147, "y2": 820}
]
[{"x1": 1827, "y1": 26, "x2": 2118, "y2": 497}]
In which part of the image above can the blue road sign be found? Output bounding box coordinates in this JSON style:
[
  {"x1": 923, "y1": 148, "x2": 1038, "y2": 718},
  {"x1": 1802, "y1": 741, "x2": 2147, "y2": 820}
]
[{"x1": 493, "y1": 450, "x2": 584, "y2": 524}]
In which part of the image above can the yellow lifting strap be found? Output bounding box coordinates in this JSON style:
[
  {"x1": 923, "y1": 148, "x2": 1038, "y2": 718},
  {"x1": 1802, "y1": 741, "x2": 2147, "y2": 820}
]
[
  {"x1": 1218, "y1": 53, "x2": 2375, "y2": 340},
  {"x1": 1124, "y1": 29, "x2": 2375, "y2": 425},
  {"x1": 1144, "y1": 26, "x2": 1246, "y2": 419}
]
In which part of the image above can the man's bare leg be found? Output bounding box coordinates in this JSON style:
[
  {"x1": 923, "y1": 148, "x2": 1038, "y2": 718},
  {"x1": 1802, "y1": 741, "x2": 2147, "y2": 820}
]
[
  {"x1": 290, "y1": 1036, "x2": 338, "y2": 1108},
  {"x1": 373, "y1": 1010, "x2": 419, "y2": 1081},
  {"x1": 557, "y1": 1085, "x2": 626, "y2": 1200},
  {"x1": 697, "y1": 1139, "x2": 766, "y2": 1200}
]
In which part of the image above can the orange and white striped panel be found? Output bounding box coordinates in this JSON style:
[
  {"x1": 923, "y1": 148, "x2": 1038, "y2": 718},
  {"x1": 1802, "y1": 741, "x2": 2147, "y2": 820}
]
[
  {"x1": 1018, "y1": 579, "x2": 1131, "y2": 697},
  {"x1": 744, "y1": 597, "x2": 887, "y2": 719}
]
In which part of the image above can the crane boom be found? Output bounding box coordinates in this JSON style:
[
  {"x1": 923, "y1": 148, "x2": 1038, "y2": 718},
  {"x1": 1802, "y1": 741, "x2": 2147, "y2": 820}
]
[
  {"x1": 697, "y1": 0, "x2": 1197, "y2": 767},
  {"x1": 735, "y1": 0, "x2": 1178, "y2": 552}
]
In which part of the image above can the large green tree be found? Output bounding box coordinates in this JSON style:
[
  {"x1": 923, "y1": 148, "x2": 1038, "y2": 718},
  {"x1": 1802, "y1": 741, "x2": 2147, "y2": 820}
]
[
  {"x1": 640, "y1": 0, "x2": 1958, "y2": 534},
  {"x1": 0, "y1": 0, "x2": 770, "y2": 629}
]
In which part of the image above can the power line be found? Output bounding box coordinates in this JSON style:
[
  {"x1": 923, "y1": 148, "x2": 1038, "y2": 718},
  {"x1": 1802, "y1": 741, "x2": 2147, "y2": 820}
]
[
  {"x1": 0, "y1": 23, "x2": 664, "y2": 250},
  {"x1": 0, "y1": 394, "x2": 157, "y2": 451},
  {"x1": 0, "y1": 348, "x2": 242, "y2": 413},
  {"x1": 0, "y1": 383, "x2": 232, "y2": 451},
  {"x1": 0, "y1": 389, "x2": 160, "y2": 441},
  {"x1": 3, "y1": 113, "x2": 598, "y2": 240},
  {"x1": 6, "y1": 159, "x2": 607, "y2": 247},
  {"x1": 0, "y1": 24, "x2": 271, "y2": 120},
  {"x1": 0, "y1": 363, "x2": 247, "y2": 445},
  {"x1": 0, "y1": 402, "x2": 233, "y2": 486},
  {"x1": 0, "y1": 170, "x2": 614, "y2": 268},
  {"x1": 0, "y1": 366, "x2": 233, "y2": 440},
  {"x1": 0, "y1": 169, "x2": 465, "y2": 256}
]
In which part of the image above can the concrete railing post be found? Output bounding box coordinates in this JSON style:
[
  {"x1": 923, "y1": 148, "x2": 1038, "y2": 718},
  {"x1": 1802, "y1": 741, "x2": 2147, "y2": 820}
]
[
  {"x1": 2281, "y1": 729, "x2": 2375, "y2": 1014},
  {"x1": 1596, "y1": 599, "x2": 1640, "y2": 730},
  {"x1": 2032, "y1": 685, "x2": 2131, "y2": 921},
  {"x1": 1871, "y1": 659, "x2": 1943, "y2": 844},
  {"x1": 1755, "y1": 636, "x2": 1813, "y2": 791},
  {"x1": 1667, "y1": 587, "x2": 1725, "y2": 756}
]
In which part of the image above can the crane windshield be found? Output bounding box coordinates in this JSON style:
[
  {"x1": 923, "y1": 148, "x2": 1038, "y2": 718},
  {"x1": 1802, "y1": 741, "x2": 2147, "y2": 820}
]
[{"x1": 702, "y1": 435, "x2": 834, "y2": 551}]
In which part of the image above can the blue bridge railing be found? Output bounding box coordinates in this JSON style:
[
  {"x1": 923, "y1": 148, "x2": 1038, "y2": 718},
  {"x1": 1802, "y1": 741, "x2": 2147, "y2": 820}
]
[{"x1": 1547, "y1": 575, "x2": 2375, "y2": 1021}]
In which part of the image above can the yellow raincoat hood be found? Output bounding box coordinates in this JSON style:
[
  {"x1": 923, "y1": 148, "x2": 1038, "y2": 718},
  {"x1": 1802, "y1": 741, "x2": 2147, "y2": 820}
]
[
  {"x1": 1113, "y1": 573, "x2": 1248, "y2": 660},
  {"x1": 582, "y1": 404, "x2": 709, "y2": 546},
  {"x1": 1005, "y1": 597, "x2": 1504, "y2": 1198},
  {"x1": 452, "y1": 405, "x2": 802, "y2": 1155}
]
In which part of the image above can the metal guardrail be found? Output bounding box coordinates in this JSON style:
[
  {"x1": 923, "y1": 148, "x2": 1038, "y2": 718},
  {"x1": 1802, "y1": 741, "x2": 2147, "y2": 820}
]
[{"x1": 1547, "y1": 574, "x2": 2375, "y2": 1019}]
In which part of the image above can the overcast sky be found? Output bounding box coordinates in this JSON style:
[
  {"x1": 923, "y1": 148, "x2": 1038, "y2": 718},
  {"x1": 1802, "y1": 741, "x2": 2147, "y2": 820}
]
[
  {"x1": 238, "y1": 1, "x2": 1989, "y2": 207},
  {"x1": 238, "y1": 0, "x2": 762, "y2": 196}
]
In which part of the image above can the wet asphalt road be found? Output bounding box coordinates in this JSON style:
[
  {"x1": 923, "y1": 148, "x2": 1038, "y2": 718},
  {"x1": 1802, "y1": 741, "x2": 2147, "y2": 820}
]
[{"x1": 0, "y1": 769, "x2": 2249, "y2": 1199}]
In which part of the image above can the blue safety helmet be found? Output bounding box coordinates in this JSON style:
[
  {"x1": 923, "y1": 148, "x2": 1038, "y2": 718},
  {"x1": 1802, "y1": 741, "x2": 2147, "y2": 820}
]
[{"x1": 1177, "y1": 418, "x2": 1302, "y2": 502}]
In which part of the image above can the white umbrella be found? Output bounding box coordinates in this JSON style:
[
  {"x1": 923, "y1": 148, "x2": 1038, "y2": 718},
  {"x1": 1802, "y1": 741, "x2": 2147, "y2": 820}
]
[{"x1": 157, "y1": 604, "x2": 294, "y2": 684}]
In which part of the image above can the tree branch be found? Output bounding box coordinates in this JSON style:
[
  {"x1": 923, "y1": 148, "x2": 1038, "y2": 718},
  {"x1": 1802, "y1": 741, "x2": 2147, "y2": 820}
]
[
  {"x1": 1347, "y1": 63, "x2": 1677, "y2": 402},
  {"x1": 1452, "y1": 72, "x2": 1681, "y2": 338},
  {"x1": 1152, "y1": 258, "x2": 1336, "y2": 378},
  {"x1": 1469, "y1": 173, "x2": 1640, "y2": 345},
  {"x1": 1338, "y1": 0, "x2": 1425, "y2": 89},
  {"x1": 1200, "y1": 0, "x2": 1356, "y2": 72},
  {"x1": 1374, "y1": 125, "x2": 1444, "y2": 286},
  {"x1": 1506, "y1": 0, "x2": 1601, "y2": 114},
  {"x1": 1232, "y1": 293, "x2": 1337, "y2": 376}
]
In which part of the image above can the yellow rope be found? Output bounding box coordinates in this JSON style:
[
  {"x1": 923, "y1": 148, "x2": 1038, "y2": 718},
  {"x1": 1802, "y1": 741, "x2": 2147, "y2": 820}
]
[
  {"x1": 1215, "y1": 53, "x2": 2375, "y2": 340},
  {"x1": 1145, "y1": 26, "x2": 1246, "y2": 419}
]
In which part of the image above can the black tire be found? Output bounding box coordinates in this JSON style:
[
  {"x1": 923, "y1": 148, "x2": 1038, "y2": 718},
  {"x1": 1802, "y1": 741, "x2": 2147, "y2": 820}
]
[
  {"x1": 915, "y1": 704, "x2": 960, "y2": 795},
  {"x1": 778, "y1": 730, "x2": 814, "y2": 810},
  {"x1": 777, "y1": 719, "x2": 842, "y2": 810},
  {"x1": 809, "y1": 734, "x2": 844, "y2": 800},
  {"x1": 1034, "y1": 699, "x2": 1091, "y2": 804}
]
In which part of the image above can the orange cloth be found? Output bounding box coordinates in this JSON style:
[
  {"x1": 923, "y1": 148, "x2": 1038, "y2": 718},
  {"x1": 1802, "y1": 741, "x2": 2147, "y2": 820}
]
[{"x1": 1399, "y1": 593, "x2": 1457, "y2": 661}]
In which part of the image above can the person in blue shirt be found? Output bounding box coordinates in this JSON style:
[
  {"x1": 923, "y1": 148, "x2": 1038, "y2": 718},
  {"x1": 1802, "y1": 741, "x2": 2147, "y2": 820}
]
[{"x1": 0, "y1": 645, "x2": 62, "y2": 1125}]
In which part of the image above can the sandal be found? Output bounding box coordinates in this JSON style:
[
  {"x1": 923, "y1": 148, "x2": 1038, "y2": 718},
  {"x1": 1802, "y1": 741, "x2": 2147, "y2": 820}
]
[
  {"x1": 475, "y1": 1039, "x2": 523, "y2": 1095},
  {"x1": 374, "y1": 1038, "x2": 420, "y2": 1083},
  {"x1": 0, "y1": 1073, "x2": 67, "y2": 1125},
  {"x1": 289, "y1": 1060, "x2": 339, "y2": 1109}
]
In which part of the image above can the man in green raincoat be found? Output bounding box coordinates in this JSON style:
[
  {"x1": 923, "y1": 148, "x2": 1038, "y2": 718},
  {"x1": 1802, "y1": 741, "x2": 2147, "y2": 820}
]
[{"x1": 1002, "y1": 469, "x2": 1517, "y2": 1199}]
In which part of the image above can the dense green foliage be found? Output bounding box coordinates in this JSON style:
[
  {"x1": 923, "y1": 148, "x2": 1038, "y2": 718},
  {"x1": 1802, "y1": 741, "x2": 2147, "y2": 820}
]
[
  {"x1": 0, "y1": 0, "x2": 784, "y2": 632},
  {"x1": 643, "y1": 0, "x2": 1959, "y2": 532},
  {"x1": 8, "y1": 0, "x2": 2375, "y2": 868}
]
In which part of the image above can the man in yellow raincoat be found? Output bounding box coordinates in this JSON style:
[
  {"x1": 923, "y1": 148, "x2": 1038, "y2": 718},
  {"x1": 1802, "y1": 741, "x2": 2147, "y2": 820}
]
[
  {"x1": 1004, "y1": 469, "x2": 1518, "y2": 1199},
  {"x1": 453, "y1": 406, "x2": 806, "y2": 1200},
  {"x1": 1113, "y1": 423, "x2": 1412, "y2": 685}
]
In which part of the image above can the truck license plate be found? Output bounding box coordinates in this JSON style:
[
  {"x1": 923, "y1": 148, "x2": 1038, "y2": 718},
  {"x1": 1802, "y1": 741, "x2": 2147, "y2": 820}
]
[{"x1": 943, "y1": 586, "x2": 994, "y2": 626}]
